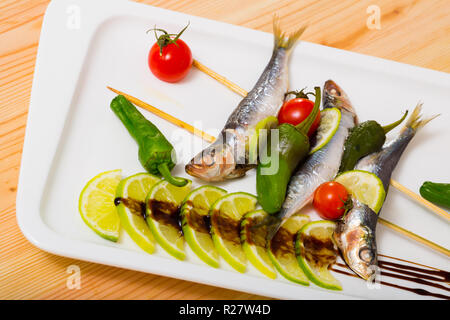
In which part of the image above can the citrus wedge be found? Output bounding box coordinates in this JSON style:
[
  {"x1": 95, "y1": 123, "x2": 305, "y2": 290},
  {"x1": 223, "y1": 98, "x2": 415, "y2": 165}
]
[
  {"x1": 335, "y1": 169, "x2": 386, "y2": 213},
  {"x1": 296, "y1": 220, "x2": 342, "y2": 290},
  {"x1": 240, "y1": 210, "x2": 276, "y2": 279},
  {"x1": 249, "y1": 116, "x2": 279, "y2": 162},
  {"x1": 115, "y1": 173, "x2": 160, "y2": 254},
  {"x1": 79, "y1": 169, "x2": 122, "y2": 241},
  {"x1": 268, "y1": 214, "x2": 310, "y2": 285},
  {"x1": 146, "y1": 180, "x2": 191, "y2": 260},
  {"x1": 210, "y1": 192, "x2": 257, "y2": 273},
  {"x1": 309, "y1": 107, "x2": 341, "y2": 154},
  {"x1": 180, "y1": 185, "x2": 227, "y2": 267}
]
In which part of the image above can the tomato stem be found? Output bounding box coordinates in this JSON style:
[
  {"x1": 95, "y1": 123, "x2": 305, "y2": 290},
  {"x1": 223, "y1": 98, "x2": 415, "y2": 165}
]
[
  {"x1": 285, "y1": 87, "x2": 316, "y2": 100},
  {"x1": 146, "y1": 22, "x2": 190, "y2": 56},
  {"x1": 338, "y1": 196, "x2": 353, "y2": 218}
]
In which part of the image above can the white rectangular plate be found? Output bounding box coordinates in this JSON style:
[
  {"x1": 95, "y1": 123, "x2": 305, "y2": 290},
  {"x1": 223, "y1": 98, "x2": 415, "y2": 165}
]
[{"x1": 17, "y1": 0, "x2": 450, "y2": 299}]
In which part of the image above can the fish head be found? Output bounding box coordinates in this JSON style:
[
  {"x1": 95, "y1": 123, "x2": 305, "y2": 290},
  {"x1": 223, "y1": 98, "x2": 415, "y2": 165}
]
[
  {"x1": 185, "y1": 143, "x2": 243, "y2": 181},
  {"x1": 334, "y1": 200, "x2": 378, "y2": 280},
  {"x1": 323, "y1": 80, "x2": 357, "y2": 120}
]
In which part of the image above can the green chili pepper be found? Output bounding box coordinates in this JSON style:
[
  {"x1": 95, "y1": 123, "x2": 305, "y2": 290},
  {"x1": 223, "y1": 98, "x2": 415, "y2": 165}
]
[
  {"x1": 338, "y1": 111, "x2": 408, "y2": 174},
  {"x1": 110, "y1": 95, "x2": 188, "y2": 187},
  {"x1": 256, "y1": 87, "x2": 321, "y2": 214},
  {"x1": 420, "y1": 181, "x2": 450, "y2": 209}
]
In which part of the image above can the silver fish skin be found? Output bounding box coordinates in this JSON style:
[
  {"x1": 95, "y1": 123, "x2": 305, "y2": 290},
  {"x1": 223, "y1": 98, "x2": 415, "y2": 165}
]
[
  {"x1": 267, "y1": 80, "x2": 357, "y2": 237},
  {"x1": 185, "y1": 20, "x2": 306, "y2": 182},
  {"x1": 334, "y1": 103, "x2": 435, "y2": 280},
  {"x1": 334, "y1": 197, "x2": 378, "y2": 280}
]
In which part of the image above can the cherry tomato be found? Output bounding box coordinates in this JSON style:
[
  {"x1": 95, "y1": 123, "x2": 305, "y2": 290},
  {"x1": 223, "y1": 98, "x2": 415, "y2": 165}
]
[
  {"x1": 277, "y1": 98, "x2": 321, "y2": 137},
  {"x1": 148, "y1": 39, "x2": 192, "y2": 83},
  {"x1": 313, "y1": 181, "x2": 349, "y2": 220}
]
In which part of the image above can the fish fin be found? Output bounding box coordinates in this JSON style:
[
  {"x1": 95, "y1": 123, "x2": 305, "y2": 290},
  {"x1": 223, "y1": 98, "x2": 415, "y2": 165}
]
[
  {"x1": 273, "y1": 14, "x2": 307, "y2": 52},
  {"x1": 403, "y1": 102, "x2": 439, "y2": 132}
]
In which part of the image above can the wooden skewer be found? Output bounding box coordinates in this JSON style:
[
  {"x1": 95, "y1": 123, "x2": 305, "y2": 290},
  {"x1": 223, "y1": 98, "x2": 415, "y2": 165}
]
[
  {"x1": 107, "y1": 86, "x2": 216, "y2": 143},
  {"x1": 390, "y1": 179, "x2": 450, "y2": 221},
  {"x1": 192, "y1": 60, "x2": 248, "y2": 97},
  {"x1": 379, "y1": 218, "x2": 450, "y2": 257},
  {"x1": 192, "y1": 59, "x2": 450, "y2": 222},
  {"x1": 106, "y1": 86, "x2": 450, "y2": 258}
]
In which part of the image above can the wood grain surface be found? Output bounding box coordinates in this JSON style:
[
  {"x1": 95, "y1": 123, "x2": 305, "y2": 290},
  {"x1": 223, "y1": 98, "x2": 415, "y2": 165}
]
[{"x1": 0, "y1": 0, "x2": 449, "y2": 300}]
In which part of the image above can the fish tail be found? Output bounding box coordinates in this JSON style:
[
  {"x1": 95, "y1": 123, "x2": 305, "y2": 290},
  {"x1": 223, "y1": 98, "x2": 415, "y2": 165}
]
[
  {"x1": 403, "y1": 102, "x2": 439, "y2": 132},
  {"x1": 273, "y1": 14, "x2": 307, "y2": 52}
]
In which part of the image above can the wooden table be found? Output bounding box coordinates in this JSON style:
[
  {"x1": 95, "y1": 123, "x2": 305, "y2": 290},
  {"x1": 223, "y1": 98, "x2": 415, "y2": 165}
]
[{"x1": 1, "y1": 0, "x2": 449, "y2": 300}]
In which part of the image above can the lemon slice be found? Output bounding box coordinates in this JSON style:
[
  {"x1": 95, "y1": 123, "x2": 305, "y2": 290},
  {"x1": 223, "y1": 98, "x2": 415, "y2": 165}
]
[
  {"x1": 268, "y1": 214, "x2": 310, "y2": 285},
  {"x1": 180, "y1": 186, "x2": 227, "y2": 267},
  {"x1": 296, "y1": 221, "x2": 342, "y2": 290},
  {"x1": 309, "y1": 107, "x2": 341, "y2": 154},
  {"x1": 146, "y1": 180, "x2": 192, "y2": 260},
  {"x1": 334, "y1": 170, "x2": 386, "y2": 213},
  {"x1": 115, "y1": 173, "x2": 161, "y2": 254},
  {"x1": 240, "y1": 210, "x2": 276, "y2": 279},
  {"x1": 210, "y1": 192, "x2": 257, "y2": 273},
  {"x1": 79, "y1": 169, "x2": 122, "y2": 241}
]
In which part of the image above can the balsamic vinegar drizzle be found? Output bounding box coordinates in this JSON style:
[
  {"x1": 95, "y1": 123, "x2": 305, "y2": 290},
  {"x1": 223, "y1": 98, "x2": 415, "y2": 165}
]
[
  {"x1": 114, "y1": 197, "x2": 449, "y2": 299},
  {"x1": 147, "y1": 199, "x2": 182, "y2": 232},
  {"x1": 183, "y1": 201, "x2": 211, "y2": 234},
  {"x1": 378, "y1": 260, "x2": 450, "y2": 283},
  {"x1": 332, "y1": 259, "x2": 450, "y2": 299},
  {"x1": 114, "y1": 197, "x2": 146, "y2": 219}
]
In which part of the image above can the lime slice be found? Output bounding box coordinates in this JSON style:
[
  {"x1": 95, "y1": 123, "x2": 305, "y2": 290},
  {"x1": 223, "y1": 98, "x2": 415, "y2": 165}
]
[
  {"x1": 248, "y1": 116, "x2": 279, "y2": 163},
  {"x1": 180, "y1": 185, "x2": 227, "y2": 267},
  {"x1": 115, "y1": 173, "x2": 161, "y2": 254},
  {"x1": 210, "y1": 192, "x2": 257, "y2": 273},
  {"x1": 146, "y1": 180, "x2": 192, "y2": 260},
  {"x1": 334, "y1": 170, "x2": 386, "y2": 213},
  {"x1": 296, "y1": 221, "x2": 342, "y2": 290},
  {"x1": 268, "y1": 214, "x2": 310, "y2": 285},
  {"x1": 79, "y1": 169, "x2": 122, "y2": 242},
  {"x1": 240, "y1": 210, "x2": 276, "y2": 279},
  {"x1": 309, "y1": 107, "x2": 341, "y2": 154}
]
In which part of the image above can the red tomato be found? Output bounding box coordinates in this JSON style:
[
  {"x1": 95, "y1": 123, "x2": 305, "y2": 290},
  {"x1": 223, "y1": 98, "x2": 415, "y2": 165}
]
[
  {"x1": 313, "y1": 181, "x2": 349, "y2": 220},
  {"x1": 277, "y1": 98, "x2": 321, "y2": 137},
  {"x1": 148, "y1": 39, "x2": 193, "y2": 83}
]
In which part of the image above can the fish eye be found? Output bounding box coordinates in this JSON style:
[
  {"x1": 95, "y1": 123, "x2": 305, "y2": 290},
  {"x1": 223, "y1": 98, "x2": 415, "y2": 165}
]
[
  {"x1": 202, "y1": 148, "x2": 216, "y2": 167},
  {"x1": 359, "y1": 247, "x2": 374, "y2": 263}
]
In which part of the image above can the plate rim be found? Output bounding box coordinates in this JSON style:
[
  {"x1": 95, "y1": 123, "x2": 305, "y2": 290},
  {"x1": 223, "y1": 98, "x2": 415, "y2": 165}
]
[{"x1": 17, "y1": 0, "x2": 448, "y2": 300}]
